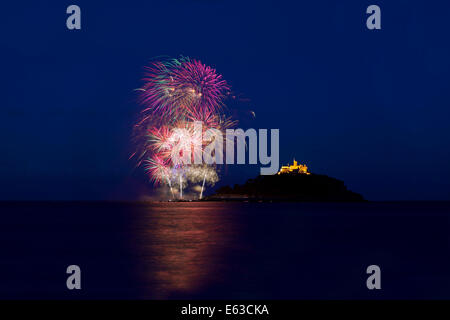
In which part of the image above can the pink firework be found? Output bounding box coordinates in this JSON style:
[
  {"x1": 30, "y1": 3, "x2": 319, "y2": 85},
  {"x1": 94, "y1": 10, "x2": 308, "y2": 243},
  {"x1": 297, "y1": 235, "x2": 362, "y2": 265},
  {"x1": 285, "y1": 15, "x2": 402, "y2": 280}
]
[
  {"x1": 138, "y1": 57, "x2": 230, "y2": 124},
  {"x1": 144, "y1": 155, "x2": 171, "y2": 185},
  {"x1": 132, "y1": 56, "x2": 238, "y2": 197},
  {"x1": 170, "y1": 59, "x2": 230, "y2": 114}
]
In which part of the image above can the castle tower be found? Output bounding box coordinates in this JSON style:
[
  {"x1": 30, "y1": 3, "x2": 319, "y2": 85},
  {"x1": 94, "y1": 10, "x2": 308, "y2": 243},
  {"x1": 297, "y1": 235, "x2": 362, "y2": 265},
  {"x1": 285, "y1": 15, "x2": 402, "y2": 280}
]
[{"x1": 277, "y1": 158, "x2": 310, "y2": 175}]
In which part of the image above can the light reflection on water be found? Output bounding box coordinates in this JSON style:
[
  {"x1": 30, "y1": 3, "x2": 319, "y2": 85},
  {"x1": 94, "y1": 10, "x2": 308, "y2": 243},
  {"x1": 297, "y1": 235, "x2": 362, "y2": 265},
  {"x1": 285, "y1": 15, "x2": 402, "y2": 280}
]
[
  {"x1": 131, "y1": 202, "x2": 241, "y2": 299},
  {"x1": 1, "y1": 201, "x2": 449, "y2": 298},
  {"x1": 124, "y1": 201, "x2": 450, "y2": 299}
]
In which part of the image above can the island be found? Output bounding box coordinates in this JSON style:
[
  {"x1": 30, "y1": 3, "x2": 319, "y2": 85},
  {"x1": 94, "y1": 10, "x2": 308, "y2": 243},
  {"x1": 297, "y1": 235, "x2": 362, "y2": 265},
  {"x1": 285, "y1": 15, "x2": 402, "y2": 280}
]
[{"x1": 205, "y1": 159, "x2": 365, "y2": 202}]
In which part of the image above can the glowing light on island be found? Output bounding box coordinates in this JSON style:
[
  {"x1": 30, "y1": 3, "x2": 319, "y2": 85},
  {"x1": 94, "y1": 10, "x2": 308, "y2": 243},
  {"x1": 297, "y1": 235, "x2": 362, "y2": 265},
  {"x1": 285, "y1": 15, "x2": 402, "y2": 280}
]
[{"x1": 132, "y1": 56, "x2": 235, "y2": 199}]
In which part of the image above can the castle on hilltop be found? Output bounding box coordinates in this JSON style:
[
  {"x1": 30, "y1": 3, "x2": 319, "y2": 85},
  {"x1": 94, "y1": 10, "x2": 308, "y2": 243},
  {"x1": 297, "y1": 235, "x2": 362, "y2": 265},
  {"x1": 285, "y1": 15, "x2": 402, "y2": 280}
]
[{"x1": 278, "y1": 159, "x2": 310, "y2": 175}]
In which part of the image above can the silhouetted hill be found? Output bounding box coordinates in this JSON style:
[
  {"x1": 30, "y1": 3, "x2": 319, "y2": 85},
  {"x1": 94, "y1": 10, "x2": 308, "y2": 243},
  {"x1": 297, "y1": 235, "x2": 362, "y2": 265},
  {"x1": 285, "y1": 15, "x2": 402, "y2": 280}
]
[{"x1": 207, "y1": 173, "x2": 365, "y2": 202}]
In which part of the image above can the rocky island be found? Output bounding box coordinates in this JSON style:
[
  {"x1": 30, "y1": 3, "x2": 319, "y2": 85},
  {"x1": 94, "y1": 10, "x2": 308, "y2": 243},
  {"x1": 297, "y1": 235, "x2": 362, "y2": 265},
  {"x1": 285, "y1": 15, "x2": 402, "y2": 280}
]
[{"x1": 205, "y1": 160, "x2": 365, "y2": 202}]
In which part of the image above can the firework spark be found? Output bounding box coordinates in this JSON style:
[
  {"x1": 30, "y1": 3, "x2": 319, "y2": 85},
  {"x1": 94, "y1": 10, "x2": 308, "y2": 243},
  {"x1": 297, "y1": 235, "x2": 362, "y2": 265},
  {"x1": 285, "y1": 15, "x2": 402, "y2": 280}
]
[
  {"x1": 133, "y1": 56, "x2": 236, "y2": 199},
  {"x1": 138, "y1": 57, "x2": 230, "y2": 125}
]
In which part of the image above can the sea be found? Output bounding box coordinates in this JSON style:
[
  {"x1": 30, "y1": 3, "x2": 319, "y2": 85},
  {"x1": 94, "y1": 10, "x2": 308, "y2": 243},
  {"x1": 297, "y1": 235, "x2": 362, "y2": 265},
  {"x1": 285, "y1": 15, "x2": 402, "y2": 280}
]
[{"x1": 0, "y1": 201, "x2": 449, "y2": 299}]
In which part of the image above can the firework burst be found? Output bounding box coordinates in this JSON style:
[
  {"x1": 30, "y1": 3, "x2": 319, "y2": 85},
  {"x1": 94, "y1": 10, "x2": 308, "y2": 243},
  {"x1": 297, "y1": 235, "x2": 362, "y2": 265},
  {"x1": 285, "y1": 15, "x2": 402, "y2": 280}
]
[
  {"x1": 139, "y1": 57, "x2": 230, "y2": 125},
  {"x1": 133, "y1": 56, "x2": 236, "y2": 199}
]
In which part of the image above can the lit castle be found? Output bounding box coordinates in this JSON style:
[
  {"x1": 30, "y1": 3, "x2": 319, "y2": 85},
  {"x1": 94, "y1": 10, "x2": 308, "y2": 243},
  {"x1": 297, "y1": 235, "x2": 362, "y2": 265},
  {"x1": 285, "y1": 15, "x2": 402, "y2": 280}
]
[{"x1": 278, "y1": 159, "x2": 310, "y2": 175}]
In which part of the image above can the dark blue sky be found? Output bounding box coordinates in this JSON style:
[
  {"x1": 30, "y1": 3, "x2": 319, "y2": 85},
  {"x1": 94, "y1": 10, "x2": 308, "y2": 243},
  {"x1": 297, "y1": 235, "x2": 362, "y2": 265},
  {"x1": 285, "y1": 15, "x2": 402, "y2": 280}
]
[{"x1": 1, "y1": 0, "x2": 450, "y2": 201}]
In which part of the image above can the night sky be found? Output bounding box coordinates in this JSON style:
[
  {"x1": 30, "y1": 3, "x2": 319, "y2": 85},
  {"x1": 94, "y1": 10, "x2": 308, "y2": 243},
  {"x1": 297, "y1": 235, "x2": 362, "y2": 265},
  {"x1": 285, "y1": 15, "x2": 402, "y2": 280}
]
[{"x1": 1, "y1": 0, "x2": 450, "y2": 201}]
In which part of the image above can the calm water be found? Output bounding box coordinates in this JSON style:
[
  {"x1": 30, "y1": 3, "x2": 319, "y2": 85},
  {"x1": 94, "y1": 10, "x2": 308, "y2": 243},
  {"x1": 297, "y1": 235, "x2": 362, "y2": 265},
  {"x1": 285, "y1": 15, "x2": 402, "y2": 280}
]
[{"x1": 1, "y1": 202, "x2": 450, "y2": 299}]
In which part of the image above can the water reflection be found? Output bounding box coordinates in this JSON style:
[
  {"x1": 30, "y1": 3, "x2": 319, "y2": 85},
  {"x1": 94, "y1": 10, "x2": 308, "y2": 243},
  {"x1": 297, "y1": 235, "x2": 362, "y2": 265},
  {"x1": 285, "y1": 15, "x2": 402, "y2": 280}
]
[{"x1": 132, "y1": 203, "x2": 240, "y2": 299}]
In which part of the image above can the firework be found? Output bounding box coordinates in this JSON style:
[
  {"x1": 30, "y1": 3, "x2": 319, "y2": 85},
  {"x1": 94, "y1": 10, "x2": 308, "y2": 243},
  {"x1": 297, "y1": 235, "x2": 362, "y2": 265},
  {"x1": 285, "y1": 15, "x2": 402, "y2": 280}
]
[
  {"x1": 133, "y1": 56, "x2": 236, "y2": 199},
  {"x1": 185, "y1": 165, "x2": 219, "y2": 199},
  {"x1": 143, "y1": 156, "x2": 175, "y2": 198},
  {"x1": 139, "y1": 57, "x2": 230, "y2": 125}
]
